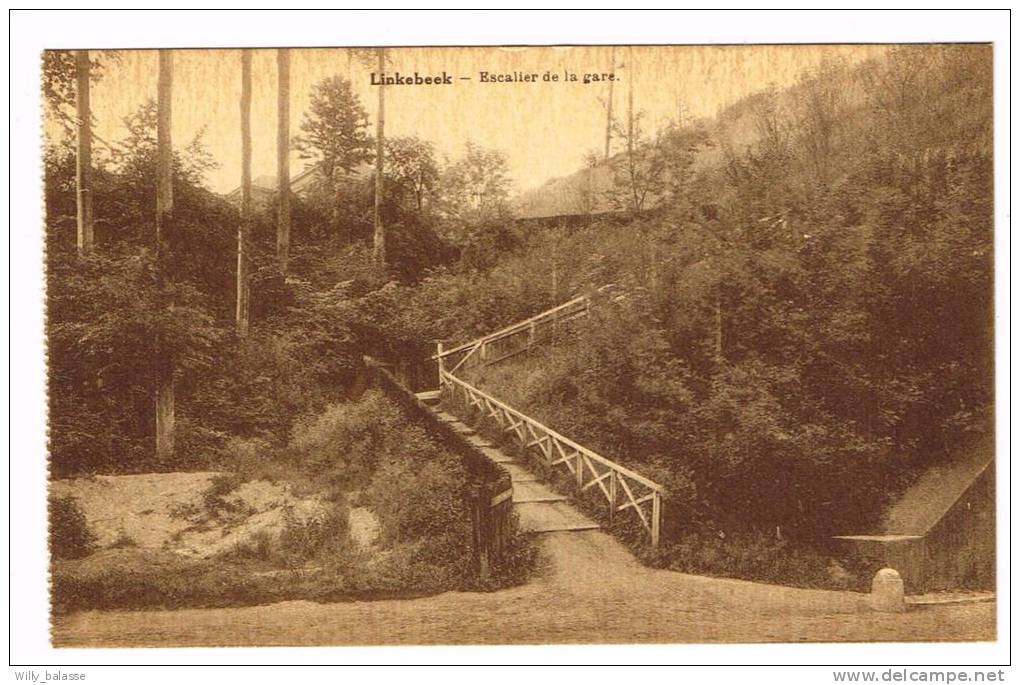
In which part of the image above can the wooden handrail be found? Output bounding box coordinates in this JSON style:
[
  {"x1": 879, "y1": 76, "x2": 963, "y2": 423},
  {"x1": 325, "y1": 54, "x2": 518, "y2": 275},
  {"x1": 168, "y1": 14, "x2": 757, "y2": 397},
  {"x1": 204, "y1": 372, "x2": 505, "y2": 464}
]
[
  {"x1": 441, "y1": 370, "x2": 662, "y2": 493},
  {"x1": 433, "y1": 295, "x2": 588, "y2": 361},
  {"x1": 430, "y1": 294, "x2": 662, "y2": 545}
]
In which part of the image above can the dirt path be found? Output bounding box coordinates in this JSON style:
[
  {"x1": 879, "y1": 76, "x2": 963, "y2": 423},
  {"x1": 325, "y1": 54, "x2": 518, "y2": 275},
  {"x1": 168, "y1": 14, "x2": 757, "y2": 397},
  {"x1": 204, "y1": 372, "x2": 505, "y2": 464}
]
[{"x1": 51, "y1": 529, "x2": 994, "y2": 647}]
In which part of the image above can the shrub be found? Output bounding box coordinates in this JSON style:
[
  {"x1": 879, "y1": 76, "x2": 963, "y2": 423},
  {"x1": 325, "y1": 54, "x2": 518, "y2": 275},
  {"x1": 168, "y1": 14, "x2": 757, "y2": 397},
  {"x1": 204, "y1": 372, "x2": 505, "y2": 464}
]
[
  {"x1": 475, "y1": 518, "x2": 540, "y2": 591},
  {"x1": 275, "y1": 505, "x2": 353, "y2": 565},
  {"x1": 286, "y1": 391, "x2": 442, "y2": 496},
  {"x1": 360, "y1": 431, "x2": 482, "y2": 590},
  {"x1": 174, "y1": 417, "x2": 230, "y2": 469},
  {"x1": 223, "y1": 529, "x2": 275, "y2": 563},
  {"x1": 49, "y1": 495, "x2": 95, "y2": 560},
  {"x1": 365, "y1": 455, "x2": 471, "y2": 545},
  {"x1": 640, "y1": 529, "x2": 873, "y2": 591},
  {"x1": 51, "y1": 549, "x2": 287, "y2": 614},
  {"x1": 201, "y1": 472, "x2": 246, "y2": 515}
]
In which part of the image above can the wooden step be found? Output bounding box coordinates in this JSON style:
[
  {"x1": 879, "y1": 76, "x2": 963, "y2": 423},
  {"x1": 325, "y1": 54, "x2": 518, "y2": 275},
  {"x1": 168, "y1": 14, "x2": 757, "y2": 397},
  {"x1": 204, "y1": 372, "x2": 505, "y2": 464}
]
[
  {"x1": 464, "y1": 434, "x2": 494, "y2": 449},
  {"x1": 433, "y1": 413, "x2": 476, "y2": 435},
  {"x1": 528, "y1": 522, "x2": 601, "y2": 533},
  {"x1": 478, "y1": 446, "x2": 516, "y2": 464},
  {"x1": 414, "y1": 389, "x2": 442, "y2": 405},
  {"x1": 503, "y1": 463, "x2": 539, "y2": 483},
  {"x1": 513, "y1": 480, "x2": 567, "y2": 503},
  {"x1": 515, "y1": 501, "x2": 599, "y2": 533}
]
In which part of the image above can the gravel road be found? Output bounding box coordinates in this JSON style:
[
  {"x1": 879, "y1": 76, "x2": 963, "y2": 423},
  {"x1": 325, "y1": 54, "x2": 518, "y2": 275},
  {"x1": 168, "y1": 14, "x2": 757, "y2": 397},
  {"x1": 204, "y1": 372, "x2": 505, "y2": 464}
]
[{"x1": 52, "y1": 529, "x2": 995, "y2": 647}]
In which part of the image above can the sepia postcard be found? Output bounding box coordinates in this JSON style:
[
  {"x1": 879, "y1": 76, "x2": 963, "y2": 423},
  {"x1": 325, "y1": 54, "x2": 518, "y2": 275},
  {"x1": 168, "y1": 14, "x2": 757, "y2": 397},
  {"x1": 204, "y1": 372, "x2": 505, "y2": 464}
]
[{"x1": 12, "y1": 10, "x2": 1006, "y2": 666}]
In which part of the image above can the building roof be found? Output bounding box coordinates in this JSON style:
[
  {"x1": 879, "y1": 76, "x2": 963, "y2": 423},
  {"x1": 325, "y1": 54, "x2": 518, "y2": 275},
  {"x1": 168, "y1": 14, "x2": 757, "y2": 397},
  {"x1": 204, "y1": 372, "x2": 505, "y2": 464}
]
[
  {"x1": 224, "y1": 164, "x2": 324, "y2": 201},
  {"x1": 251, "y1": 175, "x2": 278, "y2": 190}
]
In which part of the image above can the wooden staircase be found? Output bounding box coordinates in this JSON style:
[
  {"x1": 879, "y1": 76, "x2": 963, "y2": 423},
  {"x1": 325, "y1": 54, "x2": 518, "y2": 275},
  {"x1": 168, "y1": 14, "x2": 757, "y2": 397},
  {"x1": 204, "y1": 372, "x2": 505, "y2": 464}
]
[
  {"x1": 416, "y1": 391, "x2": 599, "y2": 534},
  {"x1": 419, "y1": 295, "x2": 663, "y2": 546}
]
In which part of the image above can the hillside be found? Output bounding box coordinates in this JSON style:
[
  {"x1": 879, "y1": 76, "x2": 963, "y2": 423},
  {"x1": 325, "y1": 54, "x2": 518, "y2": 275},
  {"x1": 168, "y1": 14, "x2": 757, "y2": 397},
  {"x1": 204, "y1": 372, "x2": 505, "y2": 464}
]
[
  {"x1": 400, "y1": 45, "x2": 994, "y2": 588},
  {"x1": 512, "y1": 58, "x2": 877, "y2": 220}
]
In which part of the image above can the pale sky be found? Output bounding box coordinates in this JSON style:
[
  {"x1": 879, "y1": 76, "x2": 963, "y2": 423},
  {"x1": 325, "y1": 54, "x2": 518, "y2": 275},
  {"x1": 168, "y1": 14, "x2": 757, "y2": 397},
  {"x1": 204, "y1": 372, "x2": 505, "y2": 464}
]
[{"x1": 51, "y1": 45, "x2": 889, "y2": 195}]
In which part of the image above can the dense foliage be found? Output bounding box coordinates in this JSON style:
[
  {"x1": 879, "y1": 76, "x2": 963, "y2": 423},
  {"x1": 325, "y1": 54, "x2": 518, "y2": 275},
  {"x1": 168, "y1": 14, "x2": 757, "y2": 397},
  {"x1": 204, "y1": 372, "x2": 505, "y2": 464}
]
[
  {"x1": 49, "y1": 495, "x2": 96, "y2": 560},
  {"x1": 393, "y1": 46, "x2": 994, "y2": 548},
  {"x1": 45, "y1": 86, "x2": 505, "y2": 475}
]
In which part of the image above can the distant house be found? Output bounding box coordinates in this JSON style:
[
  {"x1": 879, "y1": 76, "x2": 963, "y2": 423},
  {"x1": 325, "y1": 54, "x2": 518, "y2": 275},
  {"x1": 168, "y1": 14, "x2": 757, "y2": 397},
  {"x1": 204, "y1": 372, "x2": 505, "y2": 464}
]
[
  {"x1": 224, "y1": 165, "x2": 324, "y2": 208},
  {"x1": 224, "y1": 163, "x2": 374, "y2": 209}
]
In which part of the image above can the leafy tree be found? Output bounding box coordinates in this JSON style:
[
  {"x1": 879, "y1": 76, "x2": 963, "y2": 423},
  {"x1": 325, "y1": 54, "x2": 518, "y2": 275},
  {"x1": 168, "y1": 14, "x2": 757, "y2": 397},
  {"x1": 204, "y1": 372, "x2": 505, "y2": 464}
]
[
  {"x1": 42, "y1": 51, "x2": 80, "y2": 128},
  {"x1": 385, "y1": 135, "x2": 440, "y2": 213},
  {"x1": 294, "y1": 76, "x2": 373, "y2": 236},
  {"x1": 606, "y1": 115, "x2": 711, "y2": 215},
  {"x1": 110, "y1": 100, "x2": 218, "y2": 191},
  {"x1": 440, "y1": 141, "x2": 512, "y2": 222},
  {"x1": 794, "y1": 59, "x2": 848, "y2": 186},
  {"x1": 42, "y1": 50, "x2": 119, "y2": 135},
  {"x1": 42, "y1": 50, "x2": 123, "y2": 254},
  {"x1": 295, "y1": 75, "x2": 372, "y2": 183},
  {"x1": 722, "y1": 88, "x2": 795, "y2": 228}
]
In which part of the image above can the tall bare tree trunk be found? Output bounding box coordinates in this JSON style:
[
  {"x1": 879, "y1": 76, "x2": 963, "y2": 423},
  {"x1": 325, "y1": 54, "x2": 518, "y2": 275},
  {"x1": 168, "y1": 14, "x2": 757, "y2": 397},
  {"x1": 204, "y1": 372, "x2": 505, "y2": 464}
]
[
  {"x1": 604, "y1": 46, "x2": 615, "y2": 162},
  {"x1": 627, "y1": 47, "x2": 634, "y2": 153},
  {"x1": 373, "y1": 47, "x2": 386, "y2": 269},
  {"x1": 276, "y1": 48, "x2": 291, "y2": 274},
  {"x1": 236, "y1": 50, "x2": 252, "y2": 337},
  {"x1": 627, "y1": 46, "x2": 638, "y2": 213},
  {"x1": 155, "y1": 50, "x2": 175, "y2": 462},
  {"x1": 75, "y1": 50, "x2": 93, "y2": 254}
]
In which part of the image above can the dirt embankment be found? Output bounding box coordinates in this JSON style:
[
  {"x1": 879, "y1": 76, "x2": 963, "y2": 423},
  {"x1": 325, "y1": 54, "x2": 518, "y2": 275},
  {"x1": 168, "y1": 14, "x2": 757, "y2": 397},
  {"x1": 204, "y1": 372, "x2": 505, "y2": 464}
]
[{"x1": 50, "y1": 472, "x2": 338, "y2": 558}]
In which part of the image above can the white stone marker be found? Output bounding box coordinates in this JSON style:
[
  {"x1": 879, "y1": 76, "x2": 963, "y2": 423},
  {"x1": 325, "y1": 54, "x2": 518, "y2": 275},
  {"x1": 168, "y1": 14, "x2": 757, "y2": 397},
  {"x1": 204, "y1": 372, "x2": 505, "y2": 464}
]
[{"x1": 870, "y1": 568, "x2": 906, "y2": 612}]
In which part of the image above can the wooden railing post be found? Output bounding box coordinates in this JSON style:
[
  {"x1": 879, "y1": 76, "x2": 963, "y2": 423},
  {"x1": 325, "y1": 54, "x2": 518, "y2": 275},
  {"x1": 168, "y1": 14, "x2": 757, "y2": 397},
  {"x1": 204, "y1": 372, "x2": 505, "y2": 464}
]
[
  {"x1": 608, "y1": 470, "x2": 617, "y2": 525},
  {"x1": 651, "y1": 491, "x2": 662, "y2": 547},
  {"x1": 436, "y1": 341, "x2": 445, "y2": 388},
  {"x1": 575, "y1": 453, "x2": 584, "y2": 490}
]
